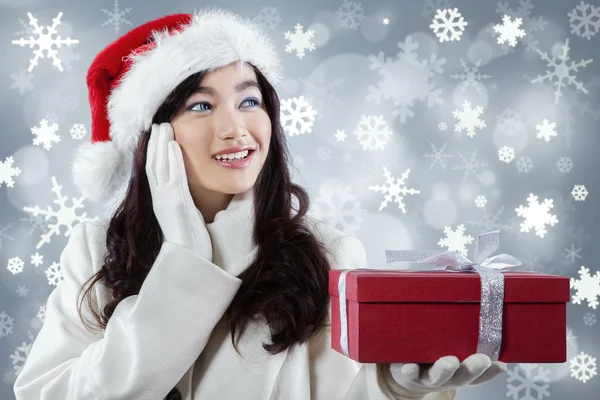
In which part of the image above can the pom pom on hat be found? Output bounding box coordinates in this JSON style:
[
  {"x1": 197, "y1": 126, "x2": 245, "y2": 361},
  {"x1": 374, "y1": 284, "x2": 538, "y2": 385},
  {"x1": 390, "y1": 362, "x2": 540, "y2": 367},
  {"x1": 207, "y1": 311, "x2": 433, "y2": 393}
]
[{"x1": 72, "y1": 8, "x2": 283, "y2": 211}]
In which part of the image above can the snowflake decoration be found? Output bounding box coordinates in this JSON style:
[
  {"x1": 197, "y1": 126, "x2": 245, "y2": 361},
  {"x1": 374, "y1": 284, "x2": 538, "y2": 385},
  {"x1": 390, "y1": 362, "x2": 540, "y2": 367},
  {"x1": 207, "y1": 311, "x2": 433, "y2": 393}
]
[
  {"x1": 383, "y1": 18, "x2": 390, "y2": 25},
  {"x1": 451, "y1": 151, "x2": 488, "y2": 183},
  {"x1": 0, "y1": 224, "x2": 14, "y2": 251},
  {"x1": 451, "y1": 59, "x2": 491, "y2": 95},
  {"x1": 310, "y1": 182, "x2": 367, "y2": 234},
  {"x1": 475, "y1": 195, "x2": 487, "y2": 208},
  {"x1": 11, "y1": 12, "x2": 79, "y2": 72},
  {"x1": 23, "y1": 176, "x2": 98, "y2": 249},
  {"x1": 584, "y1": 312, "x2": 596, "y2": 326},
  {"x1": 36, "y1": 306, "x2": 46, "y2": 323},
  {"x1": 515, "y1": 193, "x2": 558, "y2": 238},
  {"x1": 7, "y1": 257, "x2": 24, "y2": 275},
  {"x1": 423, "y1": 142, "x2": 453, "y2": 169},
  {"x1": 570, "y1": 351, "x2": 597, "y2": 383},
  {"x1": 317, "y1": 147, "x2": 331, "y2": 161},
  {"x1": 11, "y1": 335, "x2": 34, "y2": 376},
  {"x1": 0, "y1": 311, "x2": 14, "y2": 338},
  {"x1": 506, "y1": 363, "x2": 551, "y2": 399},
  {"x1": 280, "y1": 96, "x2": 317, "y2": 136},
  {"x1": 353, "y1": 115, "x2": 393, "y2": 151},
  {"x1": 46, "y1": 262, "x2": 64, "y2": 286},
  {"x1": 284, "y1": 23, "x2": 315, "y2": 59},
  {"x1": 429, "y1": 8, "x2": 468, "y2": 42},
  {"x1": 557, "y1": 156, "x2": 574, "y2": 173},
  {"x1": 69, "y1": 123, "x2": 87, "y2": 140},
  {"x1": 570, "y1": 266, "x2": 600, "y2": 309},
  {"x1": 516, "y1": 156, "x2": 533, "y2": 173},
  {"x1": 498, "y1": 146, "x2": 515, "y2": 163},
  {"x1": 422, "y1": 0, "x2": 453, "y2": 19},
  {"x1": 496, "y1": 108, "x2": 526, "y2": 136},
  {"x1": 493, "y1": 0, "x2": 548, "y2": 53},
  {"x1": 531, "y1": 39, "x2": 593, "y2": 104},
  {"x1": 468, "y1": 206, "x2": 513, "y2": 233},
  {"x1": 16, "y1": 285, "x2": 28, "y2": 297},
  {"x1": 366, "y1": 36, "x2": 445, "y2": 123},
  {"x1": 299, "y1": 65, "x2": 345, "y2": 121},
  {"x1": 493, "y1": 15, "x2": 526, "y2": 47},
  {"x1": 565, "y1": 244, "x2": 583, "y2": 263},
  {"x1": 568, "y1": 1, "x2": 600, "y2": 40},
  {"x1": 369, "y1": 167, "x2": 420, "y2": 213},
  {"x1": 31, "y1": 118, "x2": 61, "y2": 151},
  {"x1": 0, "y1": 156, "x2": 21, "y2": 188},
  {"x1": 438, "y1": 122, "x2": 447, "y2": 131},
  {"x1": 254, "y1": 6, "x2": 282, "y2": 31},
  {"x1": 336, "y1": 0, "x2": 366, "y2": 30},
  {"x1": 572, "y1": 185, "x2": 588, "y2": 201},
  {"x1": 438, "y1": 225, "x2": 473, "y2": 256},
  {"x1": 101, "y1": 0, "x2": 133, "y2": 34},
  {"x1": 335, "y1": 129, "x2": 347, "y2": 142},
  {"x1": 30, "y1": 252, "x2": 43, "y2": 267},
  {"x1": 453, "y1": 101, "x2": 486, "y2": 138},
  {"x1": 10, "y1": 69, "x2": 34, "y2": 95},
  {"x1": 535, "y1": 119, "x2": 557, "y2": 142}
]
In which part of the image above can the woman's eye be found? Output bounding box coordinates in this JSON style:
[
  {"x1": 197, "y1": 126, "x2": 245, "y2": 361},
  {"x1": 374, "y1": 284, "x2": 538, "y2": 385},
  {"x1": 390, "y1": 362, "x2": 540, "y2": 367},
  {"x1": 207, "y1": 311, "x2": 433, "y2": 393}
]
[
  {"x1": 242, "y1": 98, "x2": 260, "y2": 107},
  {"x1": 188, "y1": 98, "x2": 260, "y2": 112},
  {"x1": 190, "y1": 102, "x2": 211, "y2": 112}
]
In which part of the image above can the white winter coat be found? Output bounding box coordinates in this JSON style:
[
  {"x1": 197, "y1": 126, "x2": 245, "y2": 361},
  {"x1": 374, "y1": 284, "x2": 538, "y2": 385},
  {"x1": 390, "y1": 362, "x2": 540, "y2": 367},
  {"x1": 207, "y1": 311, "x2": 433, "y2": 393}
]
[{"x1": 13, "y1": 189, "x2": 456, "y2": 400}]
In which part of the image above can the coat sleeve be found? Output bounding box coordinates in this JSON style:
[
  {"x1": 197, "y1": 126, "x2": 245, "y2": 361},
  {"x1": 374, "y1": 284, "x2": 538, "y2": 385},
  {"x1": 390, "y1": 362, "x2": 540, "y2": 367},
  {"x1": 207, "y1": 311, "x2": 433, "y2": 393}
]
[
  {"x1": 327, "y1": 234, "x2": 457, "y2": 400},
  {"x1": 13, "y1": 221, "x2": 243, "y2": 400}
]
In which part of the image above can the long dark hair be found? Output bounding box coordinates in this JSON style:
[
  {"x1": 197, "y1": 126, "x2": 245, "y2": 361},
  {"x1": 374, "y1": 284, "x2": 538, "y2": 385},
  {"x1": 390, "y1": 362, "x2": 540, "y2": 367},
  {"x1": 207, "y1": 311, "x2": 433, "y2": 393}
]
[{"x1": 76, "y1": 64, "x2": 334, "y2": 365}]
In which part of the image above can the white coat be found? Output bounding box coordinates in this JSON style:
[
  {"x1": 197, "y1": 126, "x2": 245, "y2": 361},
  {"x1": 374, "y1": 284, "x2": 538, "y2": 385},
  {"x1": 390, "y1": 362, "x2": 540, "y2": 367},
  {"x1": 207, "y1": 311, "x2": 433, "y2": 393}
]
[{"x1": 13, "y1": 190, "x2": 456, "y2": 400}]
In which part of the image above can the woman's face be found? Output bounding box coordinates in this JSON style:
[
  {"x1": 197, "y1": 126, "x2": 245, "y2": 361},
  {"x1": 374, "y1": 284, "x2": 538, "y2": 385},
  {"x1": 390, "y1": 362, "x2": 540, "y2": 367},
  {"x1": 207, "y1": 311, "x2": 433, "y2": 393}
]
[{"x1": 170, "y1": 62, "x2": 271, "y2": 195}]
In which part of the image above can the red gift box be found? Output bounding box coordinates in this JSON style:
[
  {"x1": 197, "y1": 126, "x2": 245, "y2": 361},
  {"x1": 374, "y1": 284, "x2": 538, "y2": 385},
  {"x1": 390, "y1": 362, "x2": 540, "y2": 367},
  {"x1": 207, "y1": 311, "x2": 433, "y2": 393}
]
[{"x1": 329, "y1": 269, "x2": 570, "y2": 363}]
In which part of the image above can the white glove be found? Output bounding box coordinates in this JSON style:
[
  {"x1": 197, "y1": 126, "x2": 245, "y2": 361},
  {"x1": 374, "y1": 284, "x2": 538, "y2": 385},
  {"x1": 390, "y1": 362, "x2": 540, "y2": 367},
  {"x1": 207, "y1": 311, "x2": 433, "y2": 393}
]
[
  {"x1": 388, "y1": 354, "x2": 507, "y2": 397},
  {"x1": 145, "y1": 122, "x2": 212, "y2": 261}
]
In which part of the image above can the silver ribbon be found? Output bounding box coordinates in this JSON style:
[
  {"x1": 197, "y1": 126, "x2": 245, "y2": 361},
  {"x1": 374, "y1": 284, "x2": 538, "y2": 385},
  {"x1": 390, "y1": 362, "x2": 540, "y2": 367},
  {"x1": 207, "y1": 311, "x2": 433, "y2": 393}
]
[{"x1": 337, "y1": 230, "x2": 523, "y2": 361}]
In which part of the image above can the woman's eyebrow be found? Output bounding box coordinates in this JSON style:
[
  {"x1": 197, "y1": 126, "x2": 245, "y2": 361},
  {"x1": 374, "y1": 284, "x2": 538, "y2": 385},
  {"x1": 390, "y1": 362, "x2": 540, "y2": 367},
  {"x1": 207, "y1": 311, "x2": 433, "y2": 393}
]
[{"x1": 191, "y1": 80, "x2": 260, "y2": 96}]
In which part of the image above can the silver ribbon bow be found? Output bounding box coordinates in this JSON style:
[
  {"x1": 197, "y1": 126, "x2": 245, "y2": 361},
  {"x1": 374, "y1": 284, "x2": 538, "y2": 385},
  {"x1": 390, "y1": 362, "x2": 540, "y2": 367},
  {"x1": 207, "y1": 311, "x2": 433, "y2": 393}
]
[{"x1": 337, "y1": 230, "x2": 522, "y2": 361}]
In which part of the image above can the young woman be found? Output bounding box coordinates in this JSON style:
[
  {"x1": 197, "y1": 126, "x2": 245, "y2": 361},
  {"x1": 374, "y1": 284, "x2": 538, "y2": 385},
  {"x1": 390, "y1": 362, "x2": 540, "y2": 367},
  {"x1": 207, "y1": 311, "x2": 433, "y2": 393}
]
[{"x1": 13, "y1": 9, "x2": 506, "y2": 400}]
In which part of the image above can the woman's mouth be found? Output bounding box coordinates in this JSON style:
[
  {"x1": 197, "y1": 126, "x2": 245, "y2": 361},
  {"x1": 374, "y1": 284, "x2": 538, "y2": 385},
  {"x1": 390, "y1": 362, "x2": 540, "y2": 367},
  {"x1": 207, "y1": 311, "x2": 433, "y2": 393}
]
[{"x1": 212, "y1": 149, "x2": 255, "y2": 169}]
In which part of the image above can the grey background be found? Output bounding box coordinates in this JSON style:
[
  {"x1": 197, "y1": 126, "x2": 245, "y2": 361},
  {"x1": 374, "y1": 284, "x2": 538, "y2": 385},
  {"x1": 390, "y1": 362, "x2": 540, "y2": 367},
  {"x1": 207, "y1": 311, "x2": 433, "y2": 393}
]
[{"x1": 1, "y1": 0, "x2": 599, "y2": 399}]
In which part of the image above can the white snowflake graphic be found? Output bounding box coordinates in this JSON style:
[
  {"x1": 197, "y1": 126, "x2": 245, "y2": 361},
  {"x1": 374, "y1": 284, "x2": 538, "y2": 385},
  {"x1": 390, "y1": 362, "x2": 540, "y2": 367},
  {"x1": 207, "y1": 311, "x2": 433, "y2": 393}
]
[
  {"x1": 515, "y1": 193, "x2": 558, "y2": 238},
  {"x1": 496, "y1": 108, "x2": 526, "y2": 136},
  {"x1": 493, "y1": 14, "x2": 526, "y2": 47},
  {"x1": 557, "y1": 156, "x2": 574, "y2": 173},
  {"x1": 280, "y1": 96, "x2": 317, "y2": 136},
  {"x1": 36, "y1": 305, "x2": 46, "y2": 323},
  {"x1": 565, "y1": 244, "x2": 583, "y2": 263},
  {"x1": 369, "y1": 167, "x2": 420, "y2": 213},
  {"x1": 335, "y1": 129, "x2": 347, "y2": 142},
  {"x1": 453, "y1": 101, "x2": 486, "y2": 138},
  {"x1": 7, "y1": 257, "x2": 24, "y2": 275},
  {"x1": 570, "y1": 266, "x2": 600, "y2": 309},
  {"x1": 353, "y1": 115, "x2": 393, "y2": 151},
  {"x1": 10, "y1": 69, "x2": 34, "y2": 94},
  {"x1": 572, "y1": 185, "x2": 588, "y2": 201},
  {"x1": 475, "y1": 195, "x2": 487, "y2": 208},
  {"x1": 0, "y1": 224, "x2": 14, "y2": 251},
  {"x1": 438, "y1": 122, "x2": 447, "y2": 131},
  {"x1": 284, "y1": 23, "x2": 315, "y2": 59},
  {"x1": 422, "y1": 0, "x2": 453, "y2": 19},
  {"x1": 11, "y1": 12, "x2": 79, "y2": 72},
  {"x1": 0, "y1": 156, "x2": 21, "y2": 188},
  {"x1": 11, "y1": 333, "x2": 34, "y2": 376},
  {"x1": 46, "y1": 262, "x2": 64, "y2": 286},
  {"x1": 570, "y1": 351, "x2": 597, "y2": 383},
  {"x1": 254, "y1": 6, "x2": 282, "y2": 32},
  {"x1": 531, "y1": 39, "x2": 593, "y2": 104},
  {"x1": 101, "y1": 0, "x2": 133, "y2": 34},
  {"x1": 506, "y1": 363, "x2": 550, "y2": 399},
  {"x1": 493, "y1": 0, "x2": 548, "y2": 53},
  {"x1": 438, "y1": 225, "x2": 473, "y2": 256},
  {"x1": 23, "y1": 176, "x2": 98, "y2": 249},
  {"x1": 69, "y1": 123, "x2": 87, "y2": 140},
  {"x1": 429, "y1": 8, "x2": 468, "y2": 42},
  {"x1": 468, "y1": 206, "x2": 513, "y2": 233},
  {"x1": 498, "y1": 146, "x2": 515, "y2": 163},
  {"x1": 452, "y1": 151, "x2": 488, "y2": 183},
  {"x1": 583, "y1": 312, "x2": 596, "y2": 326},
  {"x1": 0, "y1": 311, "x2": 14, "y2": 338},
  {"x1": 535, "y1": 119, "x2": 557, "y2": 142},
  {"x1": 366, "y1": 36, "x2": 445, "y2": 123},
  {"x1": 451, "y1": 59, "x2": 491, "y2": 95},
  {"x1": 568, "y1": 1, "x2": 600, "y2": 40},
  {"x1": 310, "y1": 181, "x2": 367, "y2": 234},
  {"x1": 336, "y1": 0, "x2": 366, "y2": 30},
  {"x1": 423, "y1": 142, "x2": 453, "y2": 169},
  {"x1": 30, "y1": 252, "x2": 43, "y2": 267},
  {"x1": 31, "y1": 118, "x2": 61, "y2": 151},
  {"x1": 16, "y1": 285, "x2": 28, "y2": 297},
  {"x1": 516, "y1": 156, "x2": 534, "y2": 174}
]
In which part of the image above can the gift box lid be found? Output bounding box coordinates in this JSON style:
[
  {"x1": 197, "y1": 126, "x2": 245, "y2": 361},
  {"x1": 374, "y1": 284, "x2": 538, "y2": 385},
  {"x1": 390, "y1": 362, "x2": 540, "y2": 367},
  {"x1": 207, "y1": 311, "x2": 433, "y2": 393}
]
[{"x1": 329, "y1": 269, "x2": 571, "y2": 303}]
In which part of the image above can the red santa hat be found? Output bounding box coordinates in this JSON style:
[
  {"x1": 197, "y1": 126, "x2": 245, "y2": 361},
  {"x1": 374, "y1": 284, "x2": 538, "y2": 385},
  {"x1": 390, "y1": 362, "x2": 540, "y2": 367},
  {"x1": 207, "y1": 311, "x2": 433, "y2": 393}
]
[{"x1": 72, "y1": 8, "x2": 283, "y2": 211}]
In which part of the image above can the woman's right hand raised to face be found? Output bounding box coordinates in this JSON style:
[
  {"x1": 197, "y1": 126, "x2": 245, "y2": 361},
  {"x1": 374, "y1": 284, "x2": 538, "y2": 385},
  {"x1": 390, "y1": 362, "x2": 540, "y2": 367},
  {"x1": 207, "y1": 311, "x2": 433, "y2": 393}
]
[{"x1": 146, "y1": 123, "x2": 213, "y2": 262}]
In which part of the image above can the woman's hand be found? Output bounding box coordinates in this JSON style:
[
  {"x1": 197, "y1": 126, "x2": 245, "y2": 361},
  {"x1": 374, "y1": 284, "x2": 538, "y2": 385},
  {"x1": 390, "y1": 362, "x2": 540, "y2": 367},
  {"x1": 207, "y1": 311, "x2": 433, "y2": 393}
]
[
  {"x1": 146, "y1": 122, "x2": 213, "y2": 261},
  {"x1": 388, "y1": 354, "x2": 507, "y2": 396}
]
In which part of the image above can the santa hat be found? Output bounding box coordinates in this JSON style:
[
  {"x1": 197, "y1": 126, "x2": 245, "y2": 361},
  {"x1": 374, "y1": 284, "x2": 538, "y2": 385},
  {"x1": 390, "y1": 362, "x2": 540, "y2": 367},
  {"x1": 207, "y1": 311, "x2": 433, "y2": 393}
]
[{"x1": 72, "y1": 8, "x2": 283, "y2": 212}]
